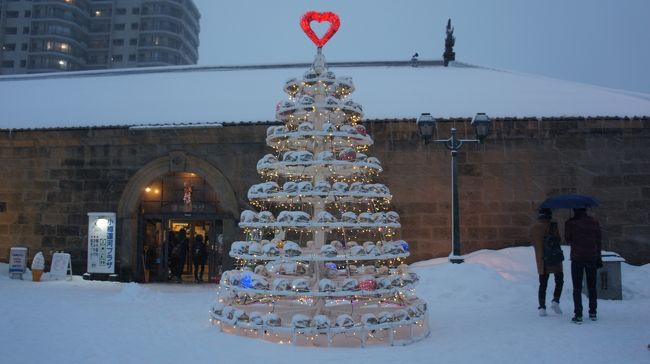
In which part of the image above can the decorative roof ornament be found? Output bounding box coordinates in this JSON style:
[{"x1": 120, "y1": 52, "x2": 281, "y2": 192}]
[{"x1": 443, "y1": 18, "x2": 456, "y2": 67}]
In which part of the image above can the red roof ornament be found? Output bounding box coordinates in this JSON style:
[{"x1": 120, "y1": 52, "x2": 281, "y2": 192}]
[{"x1": 300, "y1": 11, "x2": 340, "y2": 48}]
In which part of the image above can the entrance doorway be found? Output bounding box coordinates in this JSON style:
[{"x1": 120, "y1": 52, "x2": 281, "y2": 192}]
[
  {"x1": 137, "y1": 171, "x2": 226, "y2": 283},
  {"x1": 118, "y1": 155, "x2": 240, "y2": 282},
  {"x1": 142, "y1": 215, "x2": 224, "y2": 283}
]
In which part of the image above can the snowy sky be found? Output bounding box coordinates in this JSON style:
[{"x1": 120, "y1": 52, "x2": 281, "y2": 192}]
[{"x1": 193, "y1": 0, "x2": 650, "y2": 94}]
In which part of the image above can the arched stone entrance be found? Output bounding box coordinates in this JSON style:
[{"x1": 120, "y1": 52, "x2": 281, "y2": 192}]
[{"x1": 117, "y1": 151, "x2": 240, "y2": 281}]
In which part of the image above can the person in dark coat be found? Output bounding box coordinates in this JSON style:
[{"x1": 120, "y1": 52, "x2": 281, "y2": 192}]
[
  {"x1": 167, "y1": 231, "x2": 177, "y2": 281},
  {"x1": 565, "y1": 208, "x2": 602, "y2": 323},
  {"x1": 175, "y1": 228, "x2": 188, "y2": 282},
  {"x1": 192, "y1": 234, "x2": 207, "y2": 282},
  {"x1": 531, "y1": 208, "x2": 564, "y2": 316},
  {"x1": 144, "y1": 242, "x2": 158, "y2": 283}
]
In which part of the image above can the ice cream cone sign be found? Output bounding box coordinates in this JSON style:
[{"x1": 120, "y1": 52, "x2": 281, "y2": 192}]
[{"x1": 31, "y1": 252, "x2": 45, "y2": 282}]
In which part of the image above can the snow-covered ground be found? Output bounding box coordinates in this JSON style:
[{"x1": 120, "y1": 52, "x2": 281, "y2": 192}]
[{"x1": 1, "y1": 247, "x2": 648, "y2": 364}]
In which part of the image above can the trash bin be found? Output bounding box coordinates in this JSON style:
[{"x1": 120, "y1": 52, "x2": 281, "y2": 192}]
[
  {"x1": 9, "y1": 247, "x2": 28, "y2": 279},
  {"x1": 584, "y1": 251, "x2": 625, "y2": 300}
]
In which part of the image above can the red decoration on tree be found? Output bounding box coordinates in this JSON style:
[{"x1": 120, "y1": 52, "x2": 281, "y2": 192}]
[
  {"x1": 183, "y1": 182, "x2": 192, "y2": 205},
  {"x1": 300, "y1": 11, "x2": 340, "y2": 48},
  {"x1": 358, "y1": 279, "x2": 377, "y2": 291},
  {"x1": 338, "y1": 148, "x2": 356, "y2": 161},
  {"x1": 355, "y1": 124, "x2": 367, "y2": 136}
]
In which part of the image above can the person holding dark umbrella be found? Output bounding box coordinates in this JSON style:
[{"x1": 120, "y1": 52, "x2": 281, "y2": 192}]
[
  {"x1": 565, "y1": 208, "x2": 602, "y2": 323},
  {"x1": 531, "y1": 208, "x2": 564, "y2": 317}
]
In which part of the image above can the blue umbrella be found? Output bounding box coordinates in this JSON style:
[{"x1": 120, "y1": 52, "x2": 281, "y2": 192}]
[{"x1": 540, "y1": 194, "x2": 599, "y2": 209}]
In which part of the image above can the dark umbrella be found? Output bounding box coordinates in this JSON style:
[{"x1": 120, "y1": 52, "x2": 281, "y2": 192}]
[{"x1": 540, "y1": 194, "x2": 599, "y2": 209}]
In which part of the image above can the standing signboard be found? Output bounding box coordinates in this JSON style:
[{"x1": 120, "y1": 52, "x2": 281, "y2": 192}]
[
  {"x1": 9, "y1": 247, "x2": 28, "y2": 279},
  {"x1": 50, "y1": 252, "x2": 72, "y2": 280},
  {"x1": 87, "y1": 212, "x2": 116, "y2": 274}
]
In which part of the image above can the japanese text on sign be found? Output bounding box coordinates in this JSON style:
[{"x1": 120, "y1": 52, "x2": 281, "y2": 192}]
[{"x1": 87, "y1": 213, "x2": 116, "y2": 274}]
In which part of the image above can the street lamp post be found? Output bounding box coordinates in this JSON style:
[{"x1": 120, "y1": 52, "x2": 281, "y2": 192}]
[{"x1": 416, "y1": 113, "x2": 492, "y2": 264}]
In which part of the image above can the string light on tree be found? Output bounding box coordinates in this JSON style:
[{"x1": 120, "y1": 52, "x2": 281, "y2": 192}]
[{"x1": 209, "y1": 11, "x2": 429, "y2": 347}]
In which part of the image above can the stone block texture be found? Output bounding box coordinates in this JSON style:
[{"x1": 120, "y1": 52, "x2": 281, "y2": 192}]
[{"x1": 0, "y1": 117, "x2": 648, "y2": 277}]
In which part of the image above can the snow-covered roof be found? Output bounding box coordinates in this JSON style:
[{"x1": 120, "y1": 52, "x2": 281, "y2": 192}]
[{"x1": 2, "y1": 60, "x2": 650, "y2": 130}]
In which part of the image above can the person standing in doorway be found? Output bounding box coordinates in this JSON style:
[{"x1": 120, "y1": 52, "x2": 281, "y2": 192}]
[
  {"x1": 175, "y1": 228, "x2": 189, "y2": 283},
  {"x1": 169, "y1": 233, "x2": 182, "y2": 283},
  {"x1": 192, "y1": 234, "x2": 207, "y2": 283},
  {"x1": 565, "y1": 208, "x2": 602, "y2": 323},
  {"x1": 167, "y1": 231, "x2": 177, "y2": 281},
  {"x1": 531, "y1": 208, "x2": 564, "y2": 316},
  {"x1": 144, "y1": 242, "x2": 158, "y2": 283}
]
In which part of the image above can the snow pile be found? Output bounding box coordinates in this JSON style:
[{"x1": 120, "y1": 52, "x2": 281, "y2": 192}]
[
  {"x1": 621, "y1": 263, "x2": 650, "y2": 299},
  {"x1": 1, "y1": 247, "x2": 649, "y2": 364}
]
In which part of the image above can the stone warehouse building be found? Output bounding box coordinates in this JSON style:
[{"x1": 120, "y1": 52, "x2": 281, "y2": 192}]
[
  {"x1": 0, "y1": 0, "x2": 200, "y2": 74},
  {"x1": 1, "y1": 60, "x2": 649, "y2": 281}
]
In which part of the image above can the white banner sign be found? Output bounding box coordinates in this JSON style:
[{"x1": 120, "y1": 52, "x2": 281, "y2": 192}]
[
  {"x1": 50, "y1": 252, "x2": 72, "y2": 280},
  {"x1": 87, "y1": 212, "x2": 116, "y2": 274}
]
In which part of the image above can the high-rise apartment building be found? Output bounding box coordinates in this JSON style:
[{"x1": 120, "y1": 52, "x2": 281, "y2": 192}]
[{"x1": 0, "y1": 0, "x2": 200, "y2": 74}]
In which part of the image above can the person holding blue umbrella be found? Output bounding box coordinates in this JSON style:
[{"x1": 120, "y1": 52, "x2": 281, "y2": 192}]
[{"x1": 565, "y1": 208, "x2": 603, "y2": 323}]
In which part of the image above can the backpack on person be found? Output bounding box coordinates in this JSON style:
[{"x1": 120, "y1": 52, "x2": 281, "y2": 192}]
[
  {"x1": 193, "y1": 242, "x2": 204, "y2": 258},
  {"x1": 543, "y1": 222, "x2": 564, "y2": 265},
  {"x1": 171, "y1": 243, "x2": 182, "y2": 260}
]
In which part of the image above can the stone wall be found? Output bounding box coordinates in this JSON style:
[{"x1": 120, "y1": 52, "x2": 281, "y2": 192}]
[
  {"x1": 0, "y1": 117, "x2": 649, "y2": 276},
  {"x1": 368, "y1": 117, "x2": 650, "y2": 264},
  {"x1": 0, "y1": 125, "x2": 269, "y2": 274}
]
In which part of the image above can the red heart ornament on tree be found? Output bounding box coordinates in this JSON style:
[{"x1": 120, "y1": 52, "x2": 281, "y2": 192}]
[{"x1": 300, "y1": 11, "x2": 340, "y2": 48}]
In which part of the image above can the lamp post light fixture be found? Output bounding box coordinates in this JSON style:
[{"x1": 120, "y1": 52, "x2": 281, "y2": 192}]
[{"x1": 416, "y1": 113, "x2": 492, "y2": 263}]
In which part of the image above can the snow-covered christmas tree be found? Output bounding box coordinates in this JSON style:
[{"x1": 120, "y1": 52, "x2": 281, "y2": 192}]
[{"x1": 210, "y1": 11, "x2": 430, "y2": 347}]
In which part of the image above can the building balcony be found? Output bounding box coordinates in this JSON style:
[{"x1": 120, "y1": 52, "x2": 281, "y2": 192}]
[
  {"x1": 137, "y1": 45, "x2": 193, "y2": 64},
  {"x1": 29, "y1": 33, "x2": 88, "y2": 49},
  {"x1": 138, "y1": 28, "x2": 198, "y2": 55},
  {"x1": 139, "y1": 14, "x2": 199, "y2": 46}
]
